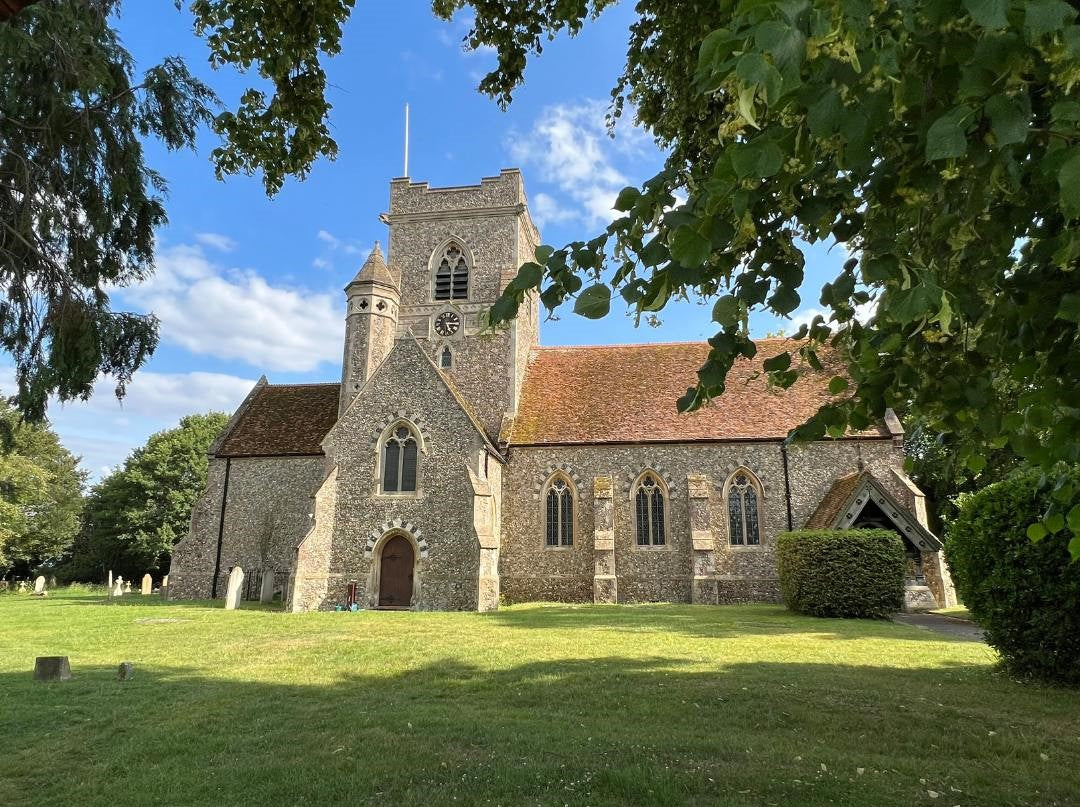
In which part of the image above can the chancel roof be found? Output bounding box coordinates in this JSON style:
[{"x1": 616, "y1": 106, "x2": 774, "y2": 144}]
[
  {"x1": 216, "y1": 383, "x2": 340, "y2": 457},
  {"x1": 508, "y1": 340, "x2": 887, "y2": 445}
]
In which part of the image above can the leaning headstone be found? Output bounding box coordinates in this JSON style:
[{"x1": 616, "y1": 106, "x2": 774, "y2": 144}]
[
  {"x1": 224, "y1": 566, "x2": 244, "y2": 610},
  {"x1": 117, "y1": 662, "x2": 134, "y2": 681},
  {"x1": 34, "y1": 656, "x2": 72, "y2": 682},
  {"x1": 112, "y1": 577, "x2": 124, "y2": 597},
  {"x1": 141, "y1": 574, "x2": 152, "y2": 596},
  {"x1": 259, "y1": 571, "x2": 275, "y2": 604},
  {"x1": 33, "y1": 575, "x2": 46, "y2": 595}
]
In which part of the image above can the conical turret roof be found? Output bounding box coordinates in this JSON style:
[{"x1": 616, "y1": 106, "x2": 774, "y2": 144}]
[{"x1": 348, "y1": 241, "x2": 396, "y2": 288}]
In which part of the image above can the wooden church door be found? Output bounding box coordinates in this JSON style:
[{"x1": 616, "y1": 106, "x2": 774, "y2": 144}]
[{"x1": 378, "y1": 535, "x2": 414, "y2": 607}]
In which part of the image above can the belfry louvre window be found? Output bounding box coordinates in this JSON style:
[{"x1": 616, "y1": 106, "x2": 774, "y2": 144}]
[
  {"x1": 634, "y1": 473, "x2": 666, "y2": 546},
  {"x1": 545, "y1": 478, "x2": 574, "y2": 547},
  {"x1": 434, "y1": 243, "x2": 469, "y2": 301},
  {"x1": 727, "y1": 472, "x2": 761, "y2": 545},
  {"x1": 382, "y1": 426, "x2": 418, "y2": 493}
]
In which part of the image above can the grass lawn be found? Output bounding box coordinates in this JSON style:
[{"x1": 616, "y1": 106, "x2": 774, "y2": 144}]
[
  {"x1": 2, "y1": 591, "x2": 1078, "y2": 807},
  {"x1": 932, "y1": 605, "x2": 974, "y2": 621}
]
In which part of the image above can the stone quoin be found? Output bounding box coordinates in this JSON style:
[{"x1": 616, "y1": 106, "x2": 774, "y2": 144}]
[{"x1": 168, "y1": 169, "x2": 956, "y2": 612}]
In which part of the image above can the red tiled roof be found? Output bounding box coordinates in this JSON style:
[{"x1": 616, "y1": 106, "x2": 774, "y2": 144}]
[
  {"x1": 509, "y1": 339, "x2": 885, "y2": 445},
  {"x1": 804, "y1": 471, "x2": 865, "y2": 529},
  {"x1": 217, "y1": 383, "x2": 340, "y2": 457}
]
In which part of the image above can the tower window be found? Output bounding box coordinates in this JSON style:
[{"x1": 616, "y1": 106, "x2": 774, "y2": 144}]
[
  {"x1": 440, "y1": 346, "x2": 453, "y2": 369},
  {"x1": 434, "y1": 243, "x2": 469, "y2": 301}
]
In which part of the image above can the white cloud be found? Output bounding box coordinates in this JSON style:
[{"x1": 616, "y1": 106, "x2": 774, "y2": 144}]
[
  {"x1": 317, "y1": 229, "x2": 340, "y2": 248},
  {"x1": 531, "y1": 192, "x2": 576, "y2": 229},
  {"x1": 784, "y1": 295, "x2": 879, "y2": 336},
  {"x1": 509, "y1": 100, "x2": 657, "y2": 228},
  {"x1": 194, "y1": 232, "x2": 236, "y2": 252},
  {"x1": 117, "y1": 244, "x2": 342, "y2": 372}
]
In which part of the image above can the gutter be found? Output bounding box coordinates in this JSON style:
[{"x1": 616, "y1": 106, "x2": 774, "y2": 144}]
[
  {"x1": 210, "y1": 458, "x2": 232, "y2": 599},
  {"x1": 780, "y1": 444, "x2": 794, "y2": 532}
]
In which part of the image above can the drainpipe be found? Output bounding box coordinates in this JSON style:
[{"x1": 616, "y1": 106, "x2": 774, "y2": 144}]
[
  {"x1": 780, "y1": 444, "x2": 794, "y2": 532},
  {"x1": 211, "y1": 458, "x2": 232, "y2": 598}
]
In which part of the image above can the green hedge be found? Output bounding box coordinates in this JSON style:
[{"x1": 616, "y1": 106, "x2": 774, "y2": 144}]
[
  {"x1": 777, "y1": 530, "x2": 906, "y2": 619},
  {"x1": 946, "y1": 467, "x2": 1080, "y2": 686}
]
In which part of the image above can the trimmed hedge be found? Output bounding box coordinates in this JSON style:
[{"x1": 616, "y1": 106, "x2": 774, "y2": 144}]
[
  {"x1": 946, "y1": 467, "x2": 1080, "y2": 686},
  {"x1": 778, "y1": 529, "x2": 906, "y2": 619}
]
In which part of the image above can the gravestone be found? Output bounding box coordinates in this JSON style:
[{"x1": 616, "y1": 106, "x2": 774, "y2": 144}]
[
  {"x1": 112, "y1": 577, "x2": 124, "y2": 597},
  {"x1": 124, "y1": 580, "x2": 132, "y2": 593},
  {"x1": 161, "y1": 574, "x2": 169, "y2": 600},
  {"x1": 224, "y1": 566, "x2": 244, "y2": 610},
  {"x1": 141, "y1": 574, "x2": 152, "y2": 596},
  {"x1": 33, "y1": 575, "x2": 46, "y2": 595},
  {"x1": 34, "y1": 656, "x2": 71, "y2": 682},
  {"x1": 117, "y1": 662, "x2": 134, "y2": 681},
  {"x1": 259, "y1": 571, "x2": 275, "y2": 604},
  {"x1": 107, "y1": 570, "x2": 113, "y2": 590}
]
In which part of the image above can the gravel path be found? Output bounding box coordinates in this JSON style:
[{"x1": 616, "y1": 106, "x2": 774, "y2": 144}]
[{"x1": 893, "y1": 612, "x2": 985, "y2": 642}]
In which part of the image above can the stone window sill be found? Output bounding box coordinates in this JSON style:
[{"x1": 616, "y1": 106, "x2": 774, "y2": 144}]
[
  {"x1": 374, "y1": 490, "x2": 425, "y2": 500},
  {"x1": 631, "y1": 544, "x2": 673, "y2": 552},
  {"x1": 542, "y1": 543, "x2": 575, "y2": 551}
]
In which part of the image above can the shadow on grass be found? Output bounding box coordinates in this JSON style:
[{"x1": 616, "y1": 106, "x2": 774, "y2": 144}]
[
  {"x1": 3, "y1": 652, "x2": 1078, "y2": 807},
  {"x1": 487, "y1": 602, "x2": 983, "y2": 643}
]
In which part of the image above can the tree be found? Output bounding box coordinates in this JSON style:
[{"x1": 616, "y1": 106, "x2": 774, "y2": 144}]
[
  {"x1": 1, "y1": 1, "x2": 350, "y2": 420},
  {"x1": 0, "y1": 398, "x2": 85, "y2": 577},
  {"x1": 432, "y1": 0, "x2": 1080, "y2": 553},
  {"x1": 66, "y1": 412, "x2": 228, "y2": 581}
]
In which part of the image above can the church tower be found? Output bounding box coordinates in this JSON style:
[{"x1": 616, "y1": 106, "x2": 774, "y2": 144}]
[
  {"x1": 339, "y1": 242, "x2": 399, "y2": 415},
  {"x1": 383, "y1": 169, "x2": 541, "y2": 437}
]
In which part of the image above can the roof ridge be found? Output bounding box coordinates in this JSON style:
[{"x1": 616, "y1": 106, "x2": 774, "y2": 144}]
[{"x1": 534, "y1": 337, "x2": 798, "y2": 351}]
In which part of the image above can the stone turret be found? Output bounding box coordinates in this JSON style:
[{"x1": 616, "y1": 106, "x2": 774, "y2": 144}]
[{"x1": 339, "y1": 242, "x2": 399, "y2": 415}]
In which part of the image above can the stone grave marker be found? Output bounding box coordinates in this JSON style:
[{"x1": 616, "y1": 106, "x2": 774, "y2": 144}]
[
  {"x1": 107, "y1": 570, "x2": 113, "y2": 590},
  {"x1": 161, "y1": 574, "x2": 169, "y2": 599},
  {"x1": 224, "y1": 566, "x2": 244, "y2": 610},
  {"x1": 124, "y1": 580, "x2": 132, "y2": 593},
  {"x1": 33, "y1": 575, "x2": 46, "y2": 595},
  {"x1": 141, "y1": 574, "x2": 152, "y2": 595},
  {"x1": 117, "y1": 662, "x2": 134, "y2": 681},
  {"x1": 112, "y1": 577, "x2": 124, "y2": 597},
  {"x1": 34, "y1": 656, "x2": 72, "y2": 682},
  {"x1": 259, "y1": 571, "x2": 275, "y2": 604}
]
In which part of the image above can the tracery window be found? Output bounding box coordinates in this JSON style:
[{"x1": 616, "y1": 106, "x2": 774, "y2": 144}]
[
  {"x1": 544, "y1": 477, "x2": 574, "y2": 547},
  {"x1": 727, "y1": 471, "x2": 762, "y2": 545},
  {"x1": 381, "y1": 425, "x2": 418, "y2": 493},
  {"x1": 634, "y1": 473, "x2": 666, "y2": 546},
  {"x1": 434, "y1": 242, "x2": 469, "y2": 301}
]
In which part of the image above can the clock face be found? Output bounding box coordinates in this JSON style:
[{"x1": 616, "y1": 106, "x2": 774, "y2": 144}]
[{"x1": 434, "y1": 311, "x2": 461, "y2": 338}]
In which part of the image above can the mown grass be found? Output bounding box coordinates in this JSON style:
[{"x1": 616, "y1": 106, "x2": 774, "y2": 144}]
[
  {"x1": 932, "y1": 605, "x2": 974, "y2": 621},
  {"x1": 2, "y1": 590, "x2": 1078, "y2": 807}
]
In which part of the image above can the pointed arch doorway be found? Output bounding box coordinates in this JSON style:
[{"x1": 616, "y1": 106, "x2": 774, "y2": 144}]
[{"x1": 378, "y1": 534, "x2": 414, "y2": 607}]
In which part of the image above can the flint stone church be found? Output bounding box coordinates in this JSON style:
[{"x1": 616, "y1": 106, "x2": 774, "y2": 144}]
[{"x1": 169, "y1": 169, "x2": 957, "y2": 613}]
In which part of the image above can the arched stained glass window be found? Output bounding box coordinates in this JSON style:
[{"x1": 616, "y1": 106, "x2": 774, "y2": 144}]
[
  {"x1": 434, "y1": 242, "x2": 469, "y2": 301},
  {"x1": 382, "y1": 426, "x2": 418, "y2": 493},
  {"x1": 727, "y1": 472, "x2": 761, "y2": 545},
  {"x1": 634, "y1": 473, "x2": 666, "y2": 546},
  {"x1": 544, "y1": 477, "x2": 574, "y2": 547}
]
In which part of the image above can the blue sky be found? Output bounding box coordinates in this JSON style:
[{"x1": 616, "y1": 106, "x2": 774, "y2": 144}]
[{"x1": 7, "y1": 1, "x2": 850, "y2": 480}]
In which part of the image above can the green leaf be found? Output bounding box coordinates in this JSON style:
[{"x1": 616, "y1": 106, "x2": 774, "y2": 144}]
[
  {"x1": 736, "y1": 52, "x2": 783, "y2": 104},
  {"x1": 768, "y1": 285, "x2": 801, "y2": 315},
  {"x1": 535, "y1": 245, "x2": 555, "y2": 263},
  {"x1": 669, "y1": 225, "x2": 712, "y2": 266},
  {"x1": 1027, "y1": 522, "x2": 1048, "y2": 541},
  {"x1": 926, "y1": 106, "x2": 973, "y2": 160},
  {"x1": 1046, "y1": 512, "x2": 1066, "y2": 534},
  {"x1": 754, "y1": 20, "x2": 806, "y2": 72},
  {"x1": 1024, "y1": 0, "x2": 1076, "y2": 36},
  {"x1": 1069, "y1": 535, "x2": 1080, "y2": 561},
  {"x1": 737, "y1": 84, "x2": 760, "y2": 128},
  {"x1": 984, "y1": 93, "x2": 1029, "y2": 146},
  {"x1": 763, "y1": 352, "x2": 792, "y2": 372},
  {"x1": 1056, "y1": 293, "x2": 1080, "y2": 323},
  {"x1": 807, "y1": 87, "x2": 843, "y2": 137},
  {"x1": 1067, "y1": 504, "x2": 1080, "y2": 532},
  {"x1": 573, "y1": 284, "x2": 611, "y2": 319},
  {"x1": 732, "y1": 138, "x2": 785, "y2": 179},
  {"x1": 966, "y1": 454, "x2": 987, "y2": 473},
  {"x1": 711, "y1": 295, "x2": 740, "y2": 326},
  {"x1": 828, "y1": 376, "x2": 849, "y2": 394},
  {"x1": 613, "y1": 186, "x2": 641, "y2": 212},
  {"x1": 1059, "y1": 151, "x2": 1080, "y2": 219},
  {"x1": 963, "y1": 0, "x2": 1010, "y2": 28},
  {"x1": 515, "y1": 261, "x2": 543, "y2": 288}
]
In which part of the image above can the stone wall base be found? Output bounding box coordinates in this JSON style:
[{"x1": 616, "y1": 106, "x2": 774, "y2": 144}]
[
  {"x1": 903, "y1": 584, "x2": 939, "y2": 613},
  {"x1": 593, "y1": 574, "x2": 617, "y2": 603},
  {"x1": 692, "y1": 575, "x2": 719, "y2": 605}
]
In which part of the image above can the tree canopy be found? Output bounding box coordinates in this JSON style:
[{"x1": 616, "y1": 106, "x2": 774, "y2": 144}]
[
  {"x1": 65, "y1": 412, "x2": 228, "y2": 581},
  {"x1": 0, "y1": 397, "x2": 84, "y2": 577}
]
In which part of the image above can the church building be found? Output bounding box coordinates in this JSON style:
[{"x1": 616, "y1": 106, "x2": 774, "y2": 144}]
[{"x1": 168, "y1": 169, "x2": 956, "y2": 612}]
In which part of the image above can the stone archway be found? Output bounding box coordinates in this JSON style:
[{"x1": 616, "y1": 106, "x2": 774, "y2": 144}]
[{"x1": 378, "y1": 534, "x2": 414, "y2": 608}]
